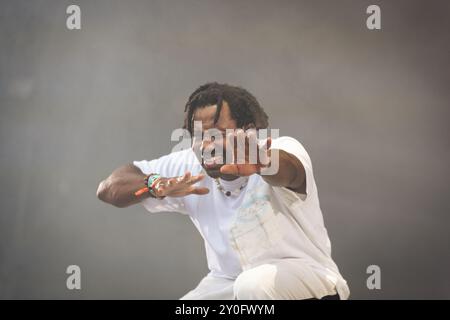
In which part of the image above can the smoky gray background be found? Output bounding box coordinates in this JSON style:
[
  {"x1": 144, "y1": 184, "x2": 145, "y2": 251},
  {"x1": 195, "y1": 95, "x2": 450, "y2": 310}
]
[{"x1": 1, "y1": 0, "x2": 449, "y2": 299}]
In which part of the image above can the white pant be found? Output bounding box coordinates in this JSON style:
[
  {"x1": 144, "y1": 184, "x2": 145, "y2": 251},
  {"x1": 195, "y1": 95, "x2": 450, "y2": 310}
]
[{"x1": 180, "y1": 258, "x2": 339, "y2": 300}]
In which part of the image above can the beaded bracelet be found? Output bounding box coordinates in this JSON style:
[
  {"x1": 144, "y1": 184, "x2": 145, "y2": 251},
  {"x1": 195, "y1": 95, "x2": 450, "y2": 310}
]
[{"x1": 134, "y1": 173, "x2": 165, "y2": 199}]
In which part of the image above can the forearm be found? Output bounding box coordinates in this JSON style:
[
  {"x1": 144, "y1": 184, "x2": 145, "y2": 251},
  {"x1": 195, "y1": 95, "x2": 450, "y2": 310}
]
[
  {"x1": 96, "y1": 164, "x2": 151, "y2": 208},
  {"x1": 261, "y1": 149, "x2": 306, "y2": 193}
]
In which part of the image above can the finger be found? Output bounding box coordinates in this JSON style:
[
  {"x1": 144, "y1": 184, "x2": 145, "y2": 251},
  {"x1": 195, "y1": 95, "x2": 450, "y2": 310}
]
[
  {"x1": 246, "y1": 128, "x2": 258, "y2": 143},
  {"x1": 266, "y1": 136, "x2": 272, "y2": 150},
  {"x1": 221, "y1": 164, "x2": 256, "y2": 176},
  {"x1": 220, "y1": 164, "x2": 239, "y2": 176},
  {"x1": 178, "y1": 171, "x2": 191, "y2": 183},
  {"x1": 259, "y1": 138, "x2": 271, "y2": 166},
  {"x1": 154, "y1": 180, "x2": 167, "y2": 196},
  {"x1": 226, "y1": 131, "x2": 235, "y2": 165},
  {"x1": 247, "y1": 129, "x2": 258, "y2": 165},
  {"x1": 188, "y1": 186, "x2": 210, "y2": 195},
  {"x1": 186, "y1": 174, "x2": 205, "y2": 185},
  {"x1": 258, "y1": 145, "x2": 270, "y2": 167},
  {"x1": 236, "y1": 129, "x2": 246, "y2": 164},
  {"x1": 167, "y1": 178, "x2": 177, "y2": 187}
]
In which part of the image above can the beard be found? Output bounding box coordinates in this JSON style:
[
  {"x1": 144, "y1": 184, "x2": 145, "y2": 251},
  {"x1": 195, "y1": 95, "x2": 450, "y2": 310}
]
[{"x1": 202, "y1": 163, "x2": 222, "y2": 178}]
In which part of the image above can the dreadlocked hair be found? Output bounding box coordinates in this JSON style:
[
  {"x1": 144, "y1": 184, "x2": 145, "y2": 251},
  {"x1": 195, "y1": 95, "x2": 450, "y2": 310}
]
[{"x1": 183, "y1": 82, "x2": 269, "y2": 135}]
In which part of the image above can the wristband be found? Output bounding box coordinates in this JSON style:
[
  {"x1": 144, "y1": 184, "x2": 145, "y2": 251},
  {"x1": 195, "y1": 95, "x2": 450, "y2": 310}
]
[
  {"x1": 146, "y1": 173, "x2": 161, "y2": 197},
  {"x1": 134, "y1": 173, "x2": 165, "y2": 199}
]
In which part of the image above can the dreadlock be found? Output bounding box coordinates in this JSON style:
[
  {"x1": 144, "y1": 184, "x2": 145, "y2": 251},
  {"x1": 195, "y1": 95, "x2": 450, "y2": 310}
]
[{"x1": 183, "y1": 82, "x2": 269, "y2": 135}]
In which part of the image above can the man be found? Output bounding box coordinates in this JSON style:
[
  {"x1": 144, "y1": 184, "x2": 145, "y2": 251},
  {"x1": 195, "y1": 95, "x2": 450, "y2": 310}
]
[{"x1": 96, "y1": 82, "x2": 350, "y2": 300}]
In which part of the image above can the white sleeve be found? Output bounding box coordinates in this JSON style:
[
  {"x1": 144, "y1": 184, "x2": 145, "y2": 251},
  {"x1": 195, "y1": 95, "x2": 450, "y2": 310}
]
[
  {"x1": 133, "y1": 150, "x2": 196, "y2": 215},
  {"x1": 270, "y1": 136, "x2": 316, "y2": 201}
]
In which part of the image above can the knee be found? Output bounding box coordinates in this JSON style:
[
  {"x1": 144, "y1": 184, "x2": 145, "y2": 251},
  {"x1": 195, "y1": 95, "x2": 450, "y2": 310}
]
[
  {"x1": 233, "y1": 267, "x2": 275, "y2": 300},
  {"x1": 233, "y1": 261, "x2": 321, "y2": 300}
]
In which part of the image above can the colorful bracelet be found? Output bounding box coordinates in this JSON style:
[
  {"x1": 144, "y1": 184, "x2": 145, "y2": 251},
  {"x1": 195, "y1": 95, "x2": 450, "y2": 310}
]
[
  {"x1": 134, "y1": 173, "x2": 165, "y2": 199},
  {"x1": 146, "y1": 173, "x2": 161, "y2": 197}
]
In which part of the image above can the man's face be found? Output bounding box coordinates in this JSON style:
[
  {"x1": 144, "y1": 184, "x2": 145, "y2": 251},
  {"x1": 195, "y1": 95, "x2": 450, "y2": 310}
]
[{"x1": 192, "y1": 102, "x2": 239, "y2": 180}]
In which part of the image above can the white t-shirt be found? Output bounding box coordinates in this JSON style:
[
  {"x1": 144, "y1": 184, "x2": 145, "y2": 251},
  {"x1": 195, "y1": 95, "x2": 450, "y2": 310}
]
[{"x1": 133, "y1": 136, "x2": 350, "y2": 299}]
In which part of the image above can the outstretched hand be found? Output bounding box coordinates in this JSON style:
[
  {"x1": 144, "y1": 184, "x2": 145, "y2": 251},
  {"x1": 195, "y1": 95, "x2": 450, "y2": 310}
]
[
  {"x1": 219, "y1": 129, "x2": 272, "y2": 177},
  {"x1": 153, "y1": 172, "x2": 209, "y2": 197}
]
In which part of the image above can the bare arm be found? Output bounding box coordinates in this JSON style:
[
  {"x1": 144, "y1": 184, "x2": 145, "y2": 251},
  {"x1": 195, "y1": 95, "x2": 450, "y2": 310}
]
[
  {"x1": 261, "y1": 149, "x2": 306, "y2": 194},
  {"x1": 97, "y1": 164, "x2": 209, "y2": 208},
  {"x1": 96, "y1": 164, "x2": 150, "y2": 208}
]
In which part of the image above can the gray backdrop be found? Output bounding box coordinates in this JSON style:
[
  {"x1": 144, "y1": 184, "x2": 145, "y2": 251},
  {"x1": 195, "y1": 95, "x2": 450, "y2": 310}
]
[{"x1": 1, "y1": 0, "x2": 449, "y2": 299}]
